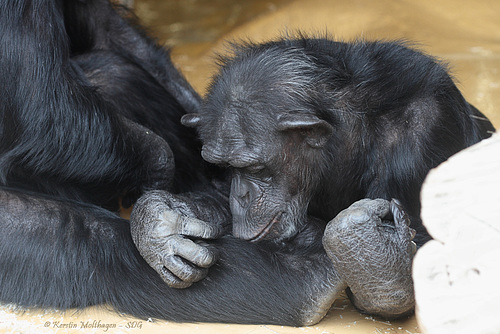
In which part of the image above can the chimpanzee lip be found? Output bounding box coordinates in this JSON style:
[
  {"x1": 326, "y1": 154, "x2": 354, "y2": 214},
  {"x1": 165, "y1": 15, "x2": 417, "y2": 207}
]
[{"x1": 248, "y1": 212, "x2": 284, "y2": 242}]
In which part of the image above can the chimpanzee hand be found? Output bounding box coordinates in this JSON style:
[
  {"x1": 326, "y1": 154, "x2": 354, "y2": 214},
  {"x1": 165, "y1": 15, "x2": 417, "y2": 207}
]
[
  {"x1": 130, "y1": 191, "x2": 223, "y2": 288},
  {"x1": 323, "y1": 198, "x2": 416, "y2": 318}
]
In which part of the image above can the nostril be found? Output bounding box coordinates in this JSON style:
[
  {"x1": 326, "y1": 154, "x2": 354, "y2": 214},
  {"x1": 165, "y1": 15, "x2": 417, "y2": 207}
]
[
  {"x1": 230, "y1": 173, "x2": 254, "y2": 209},
  {"x1": 240, "y1": 191, "x2": 251, "y2": 207}
]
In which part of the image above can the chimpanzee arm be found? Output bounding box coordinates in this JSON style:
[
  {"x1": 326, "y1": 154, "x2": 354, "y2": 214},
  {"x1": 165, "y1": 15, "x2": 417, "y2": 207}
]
[
  {"x1": 0, "y1": 1, "x2": 174, "y2": 203},
  {"x1": 0, "y1": 187, "x2": 346, "y2": 326},
  {"x1": 66, "y1": 0, "x2": 208, "y2": 193}
]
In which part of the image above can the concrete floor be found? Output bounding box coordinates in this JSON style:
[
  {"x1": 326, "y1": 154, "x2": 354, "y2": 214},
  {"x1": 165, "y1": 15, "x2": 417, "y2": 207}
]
[{"x1": 1, "y1": 0, "x2": 499, "y2": 333}]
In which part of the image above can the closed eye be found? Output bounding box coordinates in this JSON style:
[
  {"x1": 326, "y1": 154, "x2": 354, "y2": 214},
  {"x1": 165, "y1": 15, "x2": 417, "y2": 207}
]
[
  {"x1": 246, "y1": 166, "x2": 273, "y2": 184},
  {"x1": 245, "y1": 164, "x2": 265, "y2": 174}
]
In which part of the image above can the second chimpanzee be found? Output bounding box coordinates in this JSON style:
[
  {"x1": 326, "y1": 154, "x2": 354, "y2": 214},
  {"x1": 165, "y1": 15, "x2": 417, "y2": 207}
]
[{"x1": 131, "y1": 38, "x2": 494, "y2": 323}]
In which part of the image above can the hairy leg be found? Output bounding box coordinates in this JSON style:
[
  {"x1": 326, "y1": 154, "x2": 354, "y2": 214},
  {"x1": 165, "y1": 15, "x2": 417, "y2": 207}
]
[
  {"x1": 1, "y1": 187, "x2": 345, "y2": 326},
  {"x1": 130, "y1": 189, "x2": 347, "y2": 325}
]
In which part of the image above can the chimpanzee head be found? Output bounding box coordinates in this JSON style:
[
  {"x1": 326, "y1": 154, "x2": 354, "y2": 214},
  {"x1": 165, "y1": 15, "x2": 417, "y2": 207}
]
[{"x1": 182, "y1": 43, "x2": 334, "y2": 242}]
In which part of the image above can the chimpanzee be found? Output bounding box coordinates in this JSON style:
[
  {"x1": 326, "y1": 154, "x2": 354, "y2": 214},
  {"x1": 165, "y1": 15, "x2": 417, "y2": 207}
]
[
  {"x1": 131, "y1": 38, "x2": 495, "y2": 323},
  {"x1": 0, "y1": 0, "x2": 494, "y2": 328}
]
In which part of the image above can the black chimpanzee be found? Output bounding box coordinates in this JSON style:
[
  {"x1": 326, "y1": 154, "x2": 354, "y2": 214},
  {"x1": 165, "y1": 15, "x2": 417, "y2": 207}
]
[{"x1": 0, "y1": 0, "x2": 494, "y2": 327}]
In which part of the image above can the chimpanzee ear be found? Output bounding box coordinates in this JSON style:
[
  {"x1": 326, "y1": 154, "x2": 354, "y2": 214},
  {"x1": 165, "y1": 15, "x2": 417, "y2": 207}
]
[
  {"x1": 277, "y1": 114, "x2": 333, "y2": 148},
  {"x1": 181, "y1": 113, "x2": 202, "y2": 128}
]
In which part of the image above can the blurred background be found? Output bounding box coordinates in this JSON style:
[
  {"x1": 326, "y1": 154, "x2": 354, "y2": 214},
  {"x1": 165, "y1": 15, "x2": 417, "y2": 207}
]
[{"x1": 1, "y1": 0, "x2": 499, "y2": 333}]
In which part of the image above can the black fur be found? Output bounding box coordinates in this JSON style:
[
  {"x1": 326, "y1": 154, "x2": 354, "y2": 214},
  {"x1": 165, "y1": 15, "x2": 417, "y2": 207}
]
[
  {"x1": 0, "y1": 0, "x2": 207, "y2": 203},
  {"x1": 0, "y1": 188, "x2": 327, "y2": 325}
]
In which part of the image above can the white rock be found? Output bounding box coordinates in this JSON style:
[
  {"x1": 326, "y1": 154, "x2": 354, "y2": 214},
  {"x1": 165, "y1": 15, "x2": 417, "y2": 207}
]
[{"x1": 413, "y1": 132, "x2": 500, "y2": 334}]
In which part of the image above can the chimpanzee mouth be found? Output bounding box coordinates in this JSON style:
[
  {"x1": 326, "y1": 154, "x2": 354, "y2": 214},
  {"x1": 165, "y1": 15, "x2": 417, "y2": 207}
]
[{"x1": 248, "y1": 212, "x2": 284, "y2": 242}]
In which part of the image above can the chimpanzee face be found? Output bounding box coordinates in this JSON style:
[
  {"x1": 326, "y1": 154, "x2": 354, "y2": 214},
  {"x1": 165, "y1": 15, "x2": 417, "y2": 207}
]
[{"x1": 182, "y1": 96, "x2": 332, "y2": 242}]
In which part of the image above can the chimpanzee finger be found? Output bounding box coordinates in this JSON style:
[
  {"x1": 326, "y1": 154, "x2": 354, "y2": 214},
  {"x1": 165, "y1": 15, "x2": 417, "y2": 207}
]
[
  {"x1": 161, "y1": 209, "x2": 223, "y2": 239},
  {"x1": 369, "y1": 198, "x2": 391, "y2": 219},
  {"x1": 390, "y1": 199, "x2": 416, "y2": 237},
  {"x1": 158, "y1": 264, "x2": 192, "y2": 289},
  {"x1": 390, "y1": 199, "x2": 410, "y2": 227},
  {"x1": 350, "y1": 198, "x2": 391, "y2": 221},
  {"x1": 390, "y1": 199, "x2": 417, "y2": 254},
  {"x1": 348, "y1": 199, "x2": 400, "y2": 236},
  {"x1": 170, "y1": 236, "x2": 218, "y2": 268},
  {"x1": 163, "y1": 254, "x2": 209, "y2": 283}
]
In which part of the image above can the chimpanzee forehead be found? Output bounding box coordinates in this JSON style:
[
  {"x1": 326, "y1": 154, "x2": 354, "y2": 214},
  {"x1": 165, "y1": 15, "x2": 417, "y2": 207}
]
[
  {"x1": 196, "y1": 100, "x2": 282, "y2": 167},
  {"x1": 198, "y1": 43, "x2": 320, "y2": 157},
  {"x1": 202, "y1": 80, "x2": 310, "y2": 134},
  {"x1": 202, "y1": 83, "x2": 284, "y2": 134},
  {"x1": 206, "y1": 45, "x2": 318, "y2": 110},
  {"x1": 205, "y1": 104, "x2": 278, "y2": 142}
]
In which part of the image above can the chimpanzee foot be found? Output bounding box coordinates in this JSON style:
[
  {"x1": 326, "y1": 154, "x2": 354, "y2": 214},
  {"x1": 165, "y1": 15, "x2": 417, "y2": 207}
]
[
  {"x1": 323, "y1": 198, "x2": 416, "y2": 318},
  {"x1": 130, "y1": 191, "x2": 223, "y2": 288}
]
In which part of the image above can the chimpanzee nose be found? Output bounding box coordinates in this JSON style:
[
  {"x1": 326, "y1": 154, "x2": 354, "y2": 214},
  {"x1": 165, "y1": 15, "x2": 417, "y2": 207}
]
[
  {"x1": 231, "y1": 173, "x2": 249, "y2": 208},
  {"x1": 230, "y1": 172, "x2": 259, "y2": 213}
]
